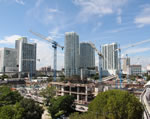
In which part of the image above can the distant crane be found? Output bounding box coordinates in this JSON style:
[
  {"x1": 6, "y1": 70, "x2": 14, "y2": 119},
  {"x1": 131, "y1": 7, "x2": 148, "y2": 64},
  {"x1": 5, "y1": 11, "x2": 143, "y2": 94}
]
[
  {"x1": 117, "y1": 38, "x2": 150, "y2": 88},
  {"x1": 89, "y1": 42, "x2": 103, "y2": 82},
  {"x1": 29, "y1": 30, "x2": 64, "y2": 81}
]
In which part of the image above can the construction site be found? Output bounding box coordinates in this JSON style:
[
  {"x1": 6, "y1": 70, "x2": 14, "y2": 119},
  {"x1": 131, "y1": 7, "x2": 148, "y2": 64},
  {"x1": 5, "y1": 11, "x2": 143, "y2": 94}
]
[{"x1": 0, "y1": 30, "x2": 149, "y2": 113}]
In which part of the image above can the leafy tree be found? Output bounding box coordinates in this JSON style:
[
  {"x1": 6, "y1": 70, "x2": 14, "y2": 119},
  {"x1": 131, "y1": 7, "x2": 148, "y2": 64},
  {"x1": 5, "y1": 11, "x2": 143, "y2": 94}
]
[
  {"x1": 92, "y1": 73, "x2": 99, "y2": 80},
  {"x1": 0, "y1": 103, "x2": 24, "y2": 119},
  {"x1": 47, "y1": 77, "x2": 53, "y2": 82},
  {"x1": 88, "y1": 90, "x2": 143, "y2": 119},
  {"x1": 147, "y1": 75, "x2": 150, "y2": 81},
  {"x1": 49, "y1": 95, "x2": 75, "y2": 119},
  {"x1": 19, "y1": 98, "x2": 44, "y2": 119},
  {"x1": 129, "y1": 75, "x2": 136, "y2": 81},
  {"x1": 60, "y1": 77, "x2": 65, "y2": 82},
  {"x1": 0, "y1": 74, "x2": 9, "y2": 80},
  {"x1": 0, "y1": 86, "x2": 43, "y2": 119},
  {"x1": 0, "y1": 86, "x2": 22, "y2": 106},
  {"x1": 69, "y1": 112, "x2": 105, "y2": 119},
  {"x1": 40, "y1": 86, "x2": 56, "y2": 105}
]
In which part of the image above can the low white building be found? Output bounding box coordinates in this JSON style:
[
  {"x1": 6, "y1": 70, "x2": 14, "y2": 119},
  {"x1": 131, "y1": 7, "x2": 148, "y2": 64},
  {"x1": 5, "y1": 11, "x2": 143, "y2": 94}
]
[{"x1": 127, "y1": 65, "x2": 142, "y2": 76}]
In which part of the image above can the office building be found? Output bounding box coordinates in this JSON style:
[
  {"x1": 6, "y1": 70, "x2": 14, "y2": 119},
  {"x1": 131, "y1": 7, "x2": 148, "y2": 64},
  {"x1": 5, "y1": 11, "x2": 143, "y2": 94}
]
[
  {"x1": 0, "y1": 48, "x2": 18, "y2": 72},
  {"x1": 80, "y1": 42, "x2": 95, "y2": 76},
  {"x1": 65, "y1": 32, "x2": 80, "y2": 77},
  {"x1": 15, "y1": 37, "x2": 36, "y2": 74},
  {"x1": 122, "y1": 57, "x2": 130, "y2": 74},
  {"x1": 128, "y1": 65, "x2": 142, "y2": 76},
  {"x1": 101, "y1": 43, "x2": 118, "y2": 75},
  {"x1": 39, "y1": 66, "x2": 51, "y2": 72}
]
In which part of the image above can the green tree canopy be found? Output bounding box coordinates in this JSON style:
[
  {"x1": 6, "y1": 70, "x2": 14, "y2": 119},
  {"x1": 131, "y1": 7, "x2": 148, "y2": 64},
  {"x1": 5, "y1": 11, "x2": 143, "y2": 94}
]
[
  {"x1": 49, "y1": 95, "x2": 75, "y2": 119},
  {"x1": 88, "y1": 89, "x2": 143, "y2": 119},
  {"x1": 147, "y1": 75, "x2": 150, "y2": 81},
  {"x1": 0, "y1": 86, "x2": 22, "y2": 106},
  {"x1": 69, "y1": 112, "x2": 106, "y2": 119},
  {"x1": 19, "y1": 98, "x2": 44, "y2": 119},
  {"x1": 70, "y1": 90, "x2": 143, "y2": 119},
  {"x1": 0, "y1": 74, "x2": 9, "y2": 80},
  {"x1": 0, "y1": 103, "x2": 24, "y2": 119},
  {"x1": 40, "y1": 86, "x2": 56, "y2": 105},
  {"x1": 0, "y1": 86, "x2": 43, "y2": 119}
]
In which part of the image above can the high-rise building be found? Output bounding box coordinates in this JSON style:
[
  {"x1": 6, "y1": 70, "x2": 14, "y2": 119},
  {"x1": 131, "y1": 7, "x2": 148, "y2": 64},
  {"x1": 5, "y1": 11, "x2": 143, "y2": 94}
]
[
  {"x1": 102, "y1": 43, "x2": 118, "y2": 75},
  {"x1": 0, "y1": 48, "x2": 18, "y2": 72},
  {"x1": 15, "y1": 37, "x2": 36, "y2": 74},
  {"x1": 80, "y1": 42, "x2": 95, "y2": 76},
  {"x1": 122, "y1": 57, "x2": 130, "y2": 74},
  {"x1": 65, "y1": 32, "x2": 80, "y2": 77}
]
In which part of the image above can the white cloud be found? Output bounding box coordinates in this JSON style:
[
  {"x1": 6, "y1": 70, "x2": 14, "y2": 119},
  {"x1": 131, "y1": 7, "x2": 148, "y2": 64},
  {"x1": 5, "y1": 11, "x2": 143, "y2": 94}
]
[
  {"x1": 116, "y1": 8, "x2": 122, "y2": 24},
  {"x1": 15, "y1": 0, "x2": 24, "y2": 5},
  {"x1": 106, "y1": 26, "x2": 131, "y2": 33},
  {"x1": 26, "y1": 0, "x2": 62, "y2": 25},
  {"x1": 27, "y1": 6, "x2": 61, "y2": 25},
  {"x1": 43, "y1": 8, "x2": 62, "y2": 24},
  {"x1": 48, "y1": 8, "x2": 60, "y2": 13},
  {"x1": 48, "y1": 27, "x2": 64, "y2": 39},
  {"x1": 117, "y1": 9, "x2": 122, "y2": 15},
  {"x1": 92, "y1": 22, "x2": 102, "y2": 32},
  {"x1": 117, "y1": 16, "x2": 122, "y2": 24},
  {"x1": 0, "y1": 35, "x2": 21, "y2": 44},
  {"x1": 35, "y1": 0, "x2": 43, "y2": 7},
  {"x1": 73, "y1": 0, "x2": 127, "y2": 22},
  {"x1": 134, "y1": 4, "x2": 150, "y2": 27}
]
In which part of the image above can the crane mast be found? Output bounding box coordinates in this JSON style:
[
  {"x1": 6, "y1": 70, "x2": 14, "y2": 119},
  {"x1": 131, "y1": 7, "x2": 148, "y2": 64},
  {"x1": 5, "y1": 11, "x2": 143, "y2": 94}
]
[
  {"x1": 117, "y1": 38, "x2": 150, "y2": 88},
  {"x1": 89, "y1": 42, "x2": 103, "y2": 82},
  {"x1": 29, "y1": 30, "x2": 64, "y2": 81}
]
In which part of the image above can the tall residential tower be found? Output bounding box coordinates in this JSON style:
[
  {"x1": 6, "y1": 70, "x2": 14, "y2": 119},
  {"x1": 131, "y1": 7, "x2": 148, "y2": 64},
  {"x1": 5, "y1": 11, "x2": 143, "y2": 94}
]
[
  {"x1": 65, "y1": 32, "x2": 80, "y2": 77},
  {"x1": 102, "y1": 43, "x2": 118, "y2": 75}
]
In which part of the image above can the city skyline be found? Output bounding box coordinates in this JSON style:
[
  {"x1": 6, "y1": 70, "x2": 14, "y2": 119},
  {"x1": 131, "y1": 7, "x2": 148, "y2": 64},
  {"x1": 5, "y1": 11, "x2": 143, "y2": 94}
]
[{"x1": 0, "y1": 0, "x2": 150, "y2": 70}]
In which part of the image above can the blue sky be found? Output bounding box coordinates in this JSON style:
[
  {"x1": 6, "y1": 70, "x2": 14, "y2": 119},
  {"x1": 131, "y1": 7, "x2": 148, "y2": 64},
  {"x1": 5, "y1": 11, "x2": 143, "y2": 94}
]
[{"x1": 0, "y1": 0, "x2": 150, "y2": 70}]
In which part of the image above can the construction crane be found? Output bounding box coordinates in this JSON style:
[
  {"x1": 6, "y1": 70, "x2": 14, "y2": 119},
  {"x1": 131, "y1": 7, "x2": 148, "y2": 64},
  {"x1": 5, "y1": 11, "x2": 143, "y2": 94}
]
[
  {"x1": 89, "y1": 42, "x2": 103, "y2": 82},
  {"x1": 29, "y1": 30, "x2": 64, "y2": 81},
  {"x1": 117, "y1": 38, "x2": 150, "y2": 88}
]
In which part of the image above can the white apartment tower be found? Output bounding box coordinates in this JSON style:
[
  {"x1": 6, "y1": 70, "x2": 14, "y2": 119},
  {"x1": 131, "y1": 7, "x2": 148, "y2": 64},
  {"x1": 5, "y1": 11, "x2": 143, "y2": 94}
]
[
  {"x1": 15, "y1": 37, "x2": 36, "y2": 74},
  {"x1": 102, "y1": 43, "x2": 118, "y2": 75},
  {"x1": 65, "y1": 32, "x2": 80, "y2": 77}
]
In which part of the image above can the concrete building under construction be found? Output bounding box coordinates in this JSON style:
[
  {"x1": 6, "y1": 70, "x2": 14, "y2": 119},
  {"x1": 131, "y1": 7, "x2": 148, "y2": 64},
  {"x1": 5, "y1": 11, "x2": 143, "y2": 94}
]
[
  {"x1": 50, "y1": 81, "x2": 95, "y2": 104},
  {"x1": 50, "y1": 80, "x2": 112, "y2": 106}
]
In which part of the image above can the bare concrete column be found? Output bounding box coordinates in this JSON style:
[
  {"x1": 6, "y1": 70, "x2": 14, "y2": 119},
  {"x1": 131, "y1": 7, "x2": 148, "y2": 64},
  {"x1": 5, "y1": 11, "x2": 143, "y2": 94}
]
[
  {"x1": 69, "y1": 86, "x2": 71, "y2": 95},
  {"x1": 61, "y1": 86, "x2": 64, "y2": 96},
  {"x1": 77, "y1": 86, "x2": 79, "y2": 102},
  {"x1": 85, "y1": 86, "x2": 88, "y2": 102}
]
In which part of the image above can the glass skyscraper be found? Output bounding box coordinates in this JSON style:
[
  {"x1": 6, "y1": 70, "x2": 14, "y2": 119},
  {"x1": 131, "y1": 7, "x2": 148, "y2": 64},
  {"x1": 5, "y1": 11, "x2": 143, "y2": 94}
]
[
  {"x1": 65, "y1": 32, "x2": 80, "y2": 77},
  {"x1": 15, "y1": 37, "x2": 36, "y2": 75}
]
